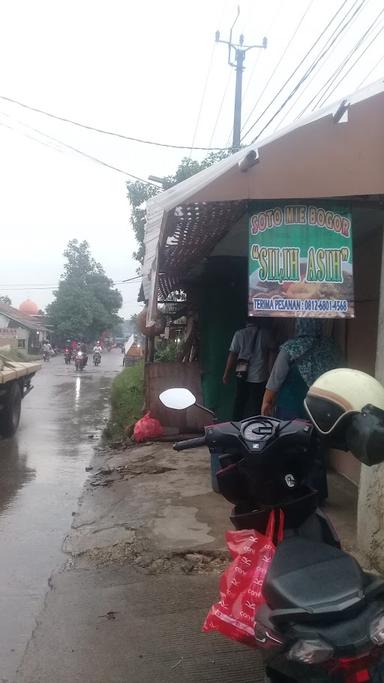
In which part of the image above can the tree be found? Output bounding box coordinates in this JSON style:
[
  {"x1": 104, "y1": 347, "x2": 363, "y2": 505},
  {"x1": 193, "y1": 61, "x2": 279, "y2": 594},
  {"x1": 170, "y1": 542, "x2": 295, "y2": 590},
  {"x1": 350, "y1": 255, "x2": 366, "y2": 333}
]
[
  {"x1": 0, "y1": 296, "x2": 11, "y2": 306},
  {"x1": 127, "y1": 151, "x2": 229, "y2": 266},
  {"x1": 46, "y1": 240, "x2": 122, "y2": 341}
]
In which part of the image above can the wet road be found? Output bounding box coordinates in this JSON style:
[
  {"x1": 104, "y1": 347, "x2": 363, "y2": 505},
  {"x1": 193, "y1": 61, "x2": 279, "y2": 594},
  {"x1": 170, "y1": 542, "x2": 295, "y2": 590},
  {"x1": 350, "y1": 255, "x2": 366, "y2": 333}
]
[{"x1": 0, "y1": 350, "x2": 122, "y2": 682}]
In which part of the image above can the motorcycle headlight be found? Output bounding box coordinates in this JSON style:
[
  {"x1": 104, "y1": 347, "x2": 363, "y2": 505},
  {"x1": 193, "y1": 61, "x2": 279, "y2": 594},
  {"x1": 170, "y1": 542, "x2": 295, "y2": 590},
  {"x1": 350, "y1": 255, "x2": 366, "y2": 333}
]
[
  {"x1": 287, "y1": 639, "x2": 334, "y2": 664},
  {"x1": 370, "y1": 613, "x2": 384, "y2": 645}
]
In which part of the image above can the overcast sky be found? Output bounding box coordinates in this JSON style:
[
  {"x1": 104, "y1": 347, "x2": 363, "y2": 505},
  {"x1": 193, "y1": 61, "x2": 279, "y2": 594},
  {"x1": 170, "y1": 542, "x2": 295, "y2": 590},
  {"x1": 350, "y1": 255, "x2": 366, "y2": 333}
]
[{"x1": 0, "y1": 0, "x2": 382, "y2": 317}]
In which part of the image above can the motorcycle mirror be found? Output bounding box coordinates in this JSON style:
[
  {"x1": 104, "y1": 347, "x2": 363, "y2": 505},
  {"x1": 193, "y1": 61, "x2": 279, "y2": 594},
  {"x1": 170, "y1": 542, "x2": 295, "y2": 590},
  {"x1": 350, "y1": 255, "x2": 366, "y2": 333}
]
[
  {"x1": 344, "y1": 404, "x2": 384, "y2": 466},
  {"x1": 159, "y1": 388, "x2": 196, "y2": 410}
]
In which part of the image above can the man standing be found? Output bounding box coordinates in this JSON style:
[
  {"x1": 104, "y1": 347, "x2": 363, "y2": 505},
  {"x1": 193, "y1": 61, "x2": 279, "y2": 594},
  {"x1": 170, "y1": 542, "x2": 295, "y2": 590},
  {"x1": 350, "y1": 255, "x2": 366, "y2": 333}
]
[{"x1": 223, "y1": 318, "x2": 275, "y2": 420}]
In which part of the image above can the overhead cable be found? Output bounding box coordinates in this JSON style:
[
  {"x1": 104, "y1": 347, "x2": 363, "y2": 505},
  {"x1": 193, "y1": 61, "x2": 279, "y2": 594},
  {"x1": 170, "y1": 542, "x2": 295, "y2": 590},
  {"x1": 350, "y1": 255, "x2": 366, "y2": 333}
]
[
  {"x1": 0, "y1": 94, "x2": 231, "y2": 152},
  {"x1": 0, "y1": 277, "x2": 141, "y2": 292},
  {"x1": 241, "y1": 0, "x2": 316, "y2": 134},
  {"x1": 248, "y1": 0, "x2": 366, "y2": 143},
  {"x1": 189, "y1": 42, "x2": 216, "y2": 155},
  {"x1": 208, "y1": 71, "x2": 233, "y2": 147},
  {"x1": 312, "y1": 11, "x2": 384, "y2": 109},
  {"x1": 0, "y1": 112, "x2": 158, "y2": 185},
  {"x1": 356, "y1": 53, "x2": 384, "y2": 88},
  {"x1": 275, "y1": 0, "x2": 368, "y2": 128},
  {"x1": 240, "y1": 0, "x2": 353, "y2": 142},
  {"x1": 241, "y1": 0, "x2": 285, "y2": 112}
]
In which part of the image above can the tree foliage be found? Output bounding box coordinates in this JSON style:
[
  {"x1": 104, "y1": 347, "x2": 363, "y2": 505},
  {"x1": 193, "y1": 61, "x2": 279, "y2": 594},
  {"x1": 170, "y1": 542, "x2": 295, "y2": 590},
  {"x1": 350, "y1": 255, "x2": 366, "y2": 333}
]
[
  {"x1": 46, "y1": 240, "x2": 122, "y2": 341},
  {"x1": 0, "y1": 296, "x2": 12, "y2": 306},
  {"x1": 127, "y1": 151, "x2": 229, "y2": 266}
]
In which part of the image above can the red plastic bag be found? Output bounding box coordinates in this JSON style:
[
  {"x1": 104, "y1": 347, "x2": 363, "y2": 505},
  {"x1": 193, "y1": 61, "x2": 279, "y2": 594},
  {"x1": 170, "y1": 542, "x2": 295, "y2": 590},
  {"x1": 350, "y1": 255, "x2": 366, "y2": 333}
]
[
  {"x1": 202, "y1": 509, "x2": 284, "y2": 647},
  {"x1": 133, "y1": 412, "x2": 164, "y2": 442}
]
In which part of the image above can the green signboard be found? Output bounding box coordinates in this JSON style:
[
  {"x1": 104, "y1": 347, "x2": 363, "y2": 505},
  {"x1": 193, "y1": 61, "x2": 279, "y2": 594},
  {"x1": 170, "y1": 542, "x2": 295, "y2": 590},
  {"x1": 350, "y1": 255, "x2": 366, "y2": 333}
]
[{"x1": 249, "y1": 203, "x2": 354, "y2": 318}]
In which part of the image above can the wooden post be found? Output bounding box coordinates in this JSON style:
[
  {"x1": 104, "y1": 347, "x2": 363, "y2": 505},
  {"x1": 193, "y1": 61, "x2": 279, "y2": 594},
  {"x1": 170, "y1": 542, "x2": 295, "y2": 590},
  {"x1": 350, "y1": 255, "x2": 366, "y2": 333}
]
[{"x1": 148, "y1": 336, "x2": 155, "y2": 363}]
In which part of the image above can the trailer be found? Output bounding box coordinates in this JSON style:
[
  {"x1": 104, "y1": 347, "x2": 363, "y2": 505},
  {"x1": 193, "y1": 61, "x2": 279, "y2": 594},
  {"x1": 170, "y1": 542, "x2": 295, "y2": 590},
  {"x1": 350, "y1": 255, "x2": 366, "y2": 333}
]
[{"x1": 0, "y1": 355, "x2": 41, "y2": 437}]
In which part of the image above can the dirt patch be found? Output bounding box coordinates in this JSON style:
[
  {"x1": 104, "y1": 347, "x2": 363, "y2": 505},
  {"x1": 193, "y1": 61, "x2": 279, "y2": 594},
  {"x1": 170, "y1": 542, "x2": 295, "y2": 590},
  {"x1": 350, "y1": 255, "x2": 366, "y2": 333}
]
[
  {"x1": 89, "y1": 454, "x2": 177, "y2": 484},
  {"x1": 121, "y1": 464, "x2": 176, "y2": 478},
  {"x1": 133, "y1": 549, "x2": 229, "y2": 575},
  {"x1": 71, "y1": 531, "x2": 229, "y2": 575}
]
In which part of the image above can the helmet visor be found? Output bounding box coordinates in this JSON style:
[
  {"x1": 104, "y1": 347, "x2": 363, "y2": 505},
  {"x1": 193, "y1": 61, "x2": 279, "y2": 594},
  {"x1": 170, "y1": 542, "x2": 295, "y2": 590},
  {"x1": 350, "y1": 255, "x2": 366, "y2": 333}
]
[{"x1": 305, "y1": 395, "x2": 346, "y2": 434}]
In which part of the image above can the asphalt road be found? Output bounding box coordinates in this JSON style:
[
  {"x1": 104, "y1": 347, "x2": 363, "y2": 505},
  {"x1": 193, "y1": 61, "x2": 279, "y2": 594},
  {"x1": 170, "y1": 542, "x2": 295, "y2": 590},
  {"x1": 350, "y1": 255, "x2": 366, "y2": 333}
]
[{"x1": 0, "y1": 349, "x2": 122, "y2": 682}]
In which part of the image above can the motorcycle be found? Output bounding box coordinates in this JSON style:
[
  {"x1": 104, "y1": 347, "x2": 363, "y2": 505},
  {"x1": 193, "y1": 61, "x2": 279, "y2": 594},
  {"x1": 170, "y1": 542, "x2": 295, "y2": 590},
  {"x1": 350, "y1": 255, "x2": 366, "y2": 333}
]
[
  {"x1": 64, "y1": 349, "x2": 72, "y2": 365},
  {"x1": 74, "y1": 351, "x2": 86, "y2": 371},
  {"x1": 159, "y1": 388, "x2": 384, "y2": 682},
  {"x1": 43, "y1": 350, "x2": 50, "y2": 362},
  {"x1": 93, "y1": 351, "x2": 101, "y2": 366}
]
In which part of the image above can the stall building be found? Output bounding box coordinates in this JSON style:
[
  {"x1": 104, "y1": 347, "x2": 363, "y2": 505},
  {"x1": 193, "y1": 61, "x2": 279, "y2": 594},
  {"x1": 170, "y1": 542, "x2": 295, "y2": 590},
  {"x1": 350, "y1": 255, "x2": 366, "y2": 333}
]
[{"x1": 142, "y1": 80, "x2": 384, "y2": 569}]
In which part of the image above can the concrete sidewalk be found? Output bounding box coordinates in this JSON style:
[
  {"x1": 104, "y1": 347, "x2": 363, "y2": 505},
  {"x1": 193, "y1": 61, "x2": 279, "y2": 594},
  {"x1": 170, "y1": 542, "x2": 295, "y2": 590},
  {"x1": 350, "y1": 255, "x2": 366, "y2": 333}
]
[{"x1": 16, "y1": 443, "x2": 359, "y2": 683}]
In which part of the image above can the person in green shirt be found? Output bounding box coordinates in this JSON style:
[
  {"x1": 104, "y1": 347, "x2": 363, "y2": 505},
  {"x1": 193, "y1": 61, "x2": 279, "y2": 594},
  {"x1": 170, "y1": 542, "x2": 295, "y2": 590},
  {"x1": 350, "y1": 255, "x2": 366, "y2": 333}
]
[
  {"x1": 261, "y1": 318, "x2": 341, "y2": 502},
  {"x1": 261, "y1": 318, "x2": 341, "y2": 419}
]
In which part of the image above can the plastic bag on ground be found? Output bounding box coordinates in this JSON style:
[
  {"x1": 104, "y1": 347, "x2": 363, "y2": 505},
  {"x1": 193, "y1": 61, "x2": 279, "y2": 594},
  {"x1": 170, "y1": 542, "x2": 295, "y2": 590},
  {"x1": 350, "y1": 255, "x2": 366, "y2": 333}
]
[
  {"x1": 202, "y1": 509, "x2": 284, "y2": 647},
  {"x1": 133, "y1": 412, "x2": 164, "y2": 442}
]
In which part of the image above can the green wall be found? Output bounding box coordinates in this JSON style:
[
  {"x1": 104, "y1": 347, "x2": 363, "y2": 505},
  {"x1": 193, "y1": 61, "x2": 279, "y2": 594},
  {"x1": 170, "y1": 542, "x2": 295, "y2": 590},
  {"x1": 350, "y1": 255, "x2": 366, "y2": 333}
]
[{"x1": 199, "y1": 257, "x2": 247, "y2": 421}]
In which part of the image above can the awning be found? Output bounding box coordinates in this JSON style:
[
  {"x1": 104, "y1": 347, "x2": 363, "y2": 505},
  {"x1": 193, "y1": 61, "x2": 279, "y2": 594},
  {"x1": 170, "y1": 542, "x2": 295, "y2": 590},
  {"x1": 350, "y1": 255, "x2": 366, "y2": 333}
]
[{"x1": 143, "y1": 79, "x2": 384, "y2": 323}]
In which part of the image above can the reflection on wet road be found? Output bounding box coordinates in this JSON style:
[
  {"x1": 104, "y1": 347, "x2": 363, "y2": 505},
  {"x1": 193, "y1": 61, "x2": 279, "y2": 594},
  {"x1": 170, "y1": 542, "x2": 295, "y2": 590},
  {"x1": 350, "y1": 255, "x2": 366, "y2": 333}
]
[{"x1": 0, "y1": 350, "x2": 122, "y2": 682}]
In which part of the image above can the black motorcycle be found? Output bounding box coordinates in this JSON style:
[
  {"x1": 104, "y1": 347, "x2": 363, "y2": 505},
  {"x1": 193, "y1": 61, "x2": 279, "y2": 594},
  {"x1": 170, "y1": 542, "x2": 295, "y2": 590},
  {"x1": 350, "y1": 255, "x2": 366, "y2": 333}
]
[
  {"x1": 160, "y1": 388, "x2": 384, "y2": 682},
  {"x1": 74, "y1": 350, "x2": 86, "y2": 371},
  {"x1": 93, "y1": 351, "x2": 101, "y2": 367}
]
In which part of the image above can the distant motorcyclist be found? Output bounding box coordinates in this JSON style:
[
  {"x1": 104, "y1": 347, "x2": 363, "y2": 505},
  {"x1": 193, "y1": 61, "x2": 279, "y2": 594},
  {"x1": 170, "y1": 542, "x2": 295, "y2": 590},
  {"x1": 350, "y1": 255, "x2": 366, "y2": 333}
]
[
  {"x1": 93, "y1": 341, "x2": 102, "y2": 366},
  {"x1": 42, "y1": 340, "x2": 53, "y2": 362},
  {"x1": 64, "y1": 340, "x2": 72, "y2": 364},
  {"x1": 76, "y1": 341, "x2": 88, "y2": 367}
]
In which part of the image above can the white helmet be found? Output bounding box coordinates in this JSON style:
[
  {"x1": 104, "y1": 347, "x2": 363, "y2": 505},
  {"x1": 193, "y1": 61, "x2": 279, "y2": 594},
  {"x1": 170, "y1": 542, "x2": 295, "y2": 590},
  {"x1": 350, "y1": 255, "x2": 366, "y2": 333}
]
[{"x1": 304, "y1": 368, "x2": 384, "y2": 435}]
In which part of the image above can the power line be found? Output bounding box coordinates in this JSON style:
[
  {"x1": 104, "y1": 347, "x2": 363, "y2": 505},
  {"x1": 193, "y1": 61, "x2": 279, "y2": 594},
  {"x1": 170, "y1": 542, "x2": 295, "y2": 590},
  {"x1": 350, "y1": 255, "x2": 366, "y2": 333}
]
[
  {"x1": 189, "y1": 43, "x2": 216, "y2": 156},
  {"x1": 275, "y1": 0, "x2": 369, "y2": 128},
  {"x1": 241, "y1": 0, "x2": 284, "y2": 108},
  {"x1": 248, "y1": 0, "x2": 366, "y2": 143},
  {"x1": 0, "y1": 275, "x2": 141, "y2": 288},
  {"x1": 208, "y1": 71, "x2": 233, "y2": 147},
  {"x1": 241, "y1": 0, "x2": 315, "y2": 134},
  {"x1": 356, "y1": 52, "x2": 384, "y2": 88},
  {"x1": 0, "y1": 278, "x2": 141, "y2": 292},
  {"x1": 244, "y1": 0, "x2": 360, "y2": 141},
  {"x1": 316, "y1": 17, "x2": 384, "y2": 108},
  {"x1": 240, "y1": 0, "x2": 351, "y2": 142},
  {"x1": 0, "y1": 118, "x2": 67, "y2": 156},
  {"x1": 307, "y1": 6, "x2": 383, "y2": 110},
  {"x1": 0, "y1": 94, "x2": 232, "y2": 152},
  {"x1": 0, "y1": 111, "x2": 157, "y2": 185},
  {"x1": 312, "y1": 10, "x2": 384, "y2": 110}
]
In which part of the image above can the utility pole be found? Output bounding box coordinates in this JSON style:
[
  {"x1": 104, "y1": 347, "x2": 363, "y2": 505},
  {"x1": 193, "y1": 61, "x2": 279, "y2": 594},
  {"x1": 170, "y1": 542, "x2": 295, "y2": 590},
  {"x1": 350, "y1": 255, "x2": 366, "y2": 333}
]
[{"x1": 215, "y1": 7, "x2": 267, "y2": 152}]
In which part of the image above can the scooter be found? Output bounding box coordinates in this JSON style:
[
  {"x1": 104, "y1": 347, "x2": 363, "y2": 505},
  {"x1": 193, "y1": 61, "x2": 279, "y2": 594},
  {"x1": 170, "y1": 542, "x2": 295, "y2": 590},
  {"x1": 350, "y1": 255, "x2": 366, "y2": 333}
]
[
  {"x1": 75, "y1": 351, "x2": 86, "y2": 371},
  {"x1": 93, "y1": 351, "x2": 101, "y2": 366},
  {"x1": 159, "y1": 388, "x2": 384, "y2": 682},
  {"x1": 64, "y1": 349, "x2": 72, "y2": 365}
]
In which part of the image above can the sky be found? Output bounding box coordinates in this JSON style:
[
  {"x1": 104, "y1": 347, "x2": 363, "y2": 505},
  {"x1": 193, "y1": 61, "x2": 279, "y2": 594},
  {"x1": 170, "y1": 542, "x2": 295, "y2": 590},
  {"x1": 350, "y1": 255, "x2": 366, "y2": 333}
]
[{"x1": 0, "y1": 0, "x2": 382, "y2": 317}]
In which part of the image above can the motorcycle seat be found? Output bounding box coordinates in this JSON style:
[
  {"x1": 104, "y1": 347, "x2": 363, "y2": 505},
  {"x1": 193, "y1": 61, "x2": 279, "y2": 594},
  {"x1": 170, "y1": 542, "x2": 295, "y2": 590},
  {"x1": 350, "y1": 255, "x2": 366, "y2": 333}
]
[{"x1": 263, "y1": 536, "x2": 375, "y2": 623}]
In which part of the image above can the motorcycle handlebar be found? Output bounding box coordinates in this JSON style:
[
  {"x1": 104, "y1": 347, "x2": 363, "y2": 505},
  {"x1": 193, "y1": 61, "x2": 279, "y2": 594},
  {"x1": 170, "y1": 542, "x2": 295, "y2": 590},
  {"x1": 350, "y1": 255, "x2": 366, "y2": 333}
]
[{"x1": 173, "y1": 436, "x2": 206, "y2": 451}]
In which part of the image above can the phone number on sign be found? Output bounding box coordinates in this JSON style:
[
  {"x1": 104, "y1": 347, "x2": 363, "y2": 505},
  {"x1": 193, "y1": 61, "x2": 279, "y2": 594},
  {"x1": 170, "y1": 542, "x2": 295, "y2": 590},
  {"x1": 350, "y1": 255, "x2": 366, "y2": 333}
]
[{"x1": 253, "y1": 298, "x2": 349, "y2": 313}]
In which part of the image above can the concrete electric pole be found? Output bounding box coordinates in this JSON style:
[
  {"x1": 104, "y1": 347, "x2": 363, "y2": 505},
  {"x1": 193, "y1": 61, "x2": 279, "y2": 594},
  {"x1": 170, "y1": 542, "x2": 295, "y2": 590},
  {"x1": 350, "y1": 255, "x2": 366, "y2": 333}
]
[{"x1": 215, "y1": 7, "x2": 267, "y2": 152}]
